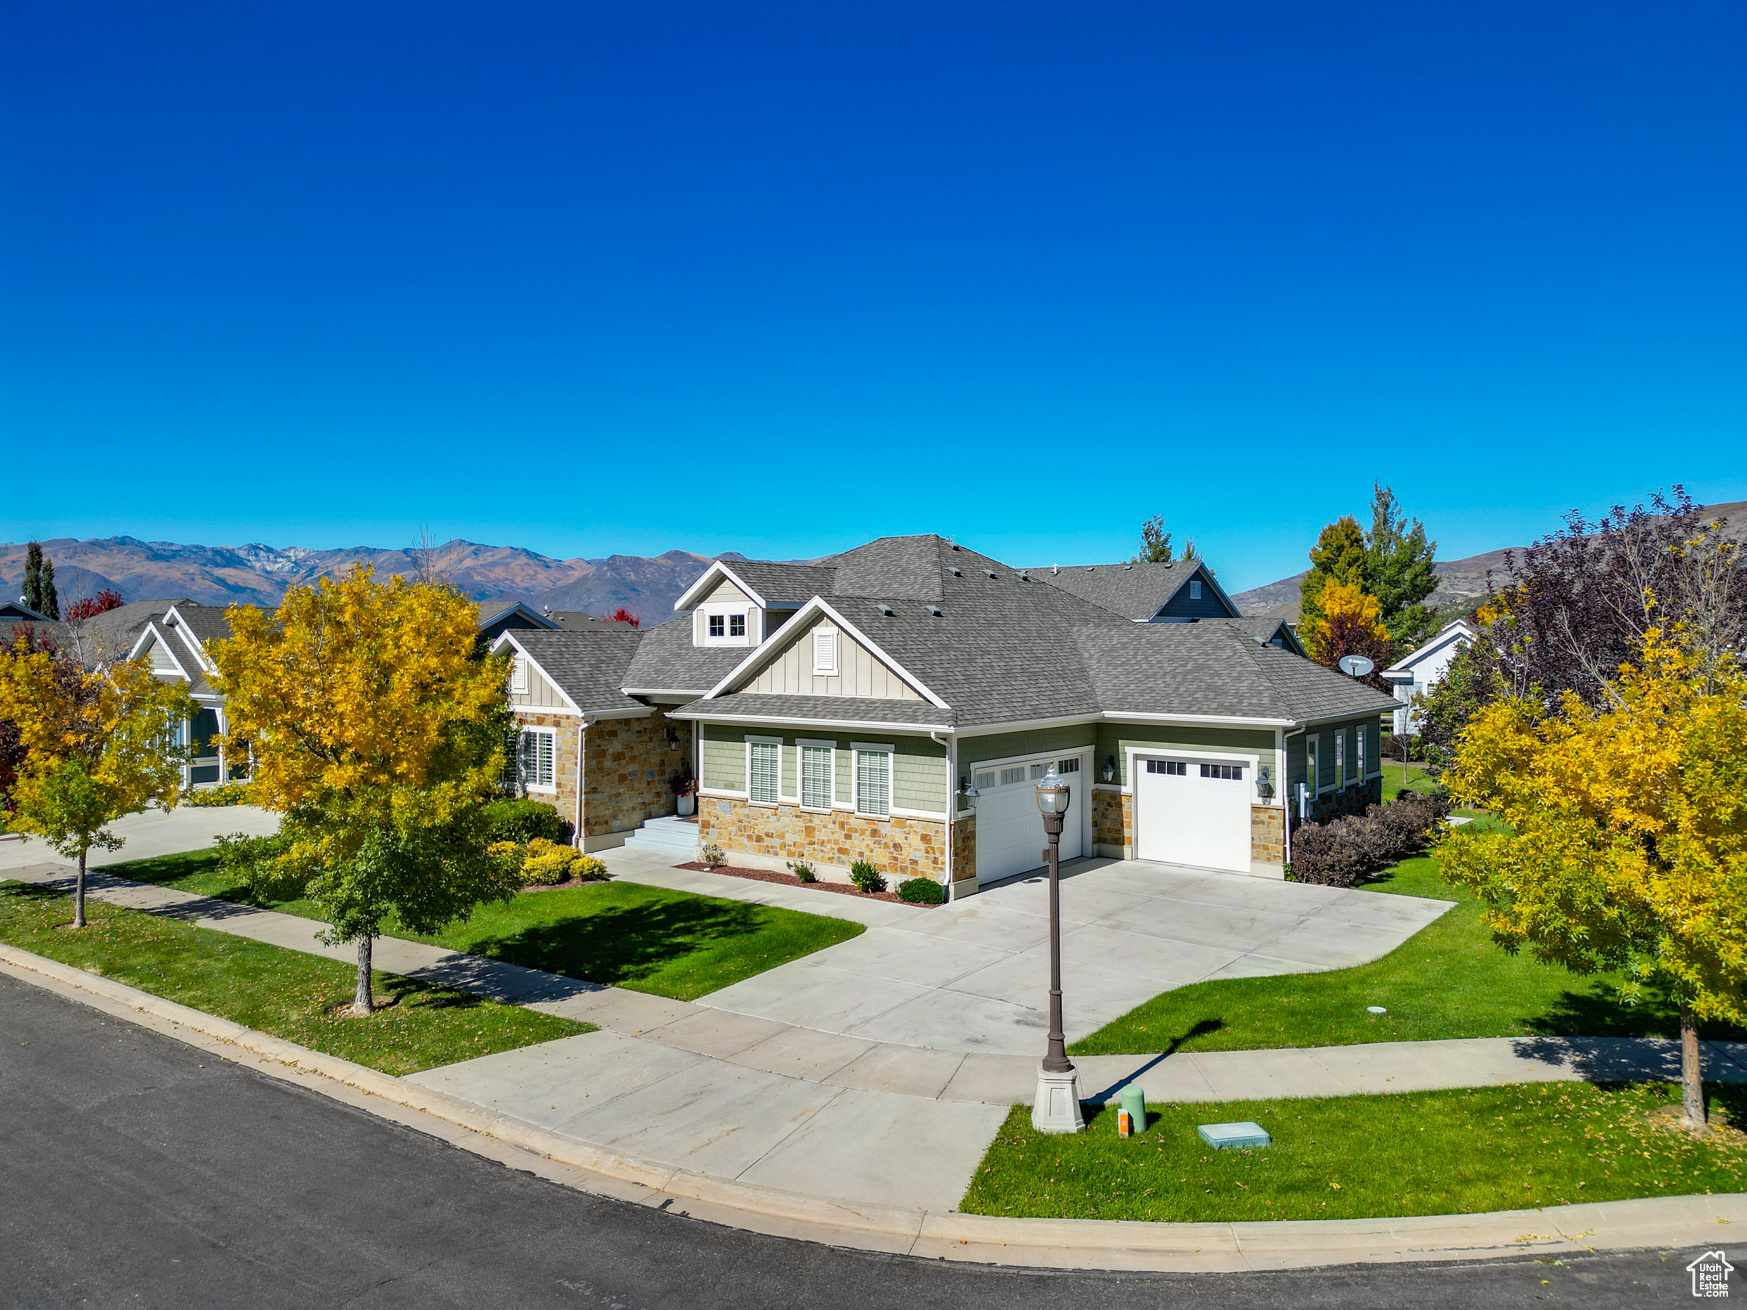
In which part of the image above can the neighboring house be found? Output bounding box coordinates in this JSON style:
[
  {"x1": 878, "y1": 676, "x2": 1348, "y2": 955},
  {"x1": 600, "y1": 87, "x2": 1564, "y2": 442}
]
[
  {"x1": 130, "y1": 602, "x2": 259, "y2": 789},
  {"x1": 513, "y1": 535, "x2": 1396, "y2": 898},
  {"x1": 491, "y1": 623, "x2": 687, "y2": 850},
  {"x1": 1, "y1": 600, "x2": 50, "y2": 626},
  {"x1": 477, "y1": 601, "x2": 636, "y2": 645},
  {"x1": 1380, "y1": 619, "x2": 1476, "y2": 736}
]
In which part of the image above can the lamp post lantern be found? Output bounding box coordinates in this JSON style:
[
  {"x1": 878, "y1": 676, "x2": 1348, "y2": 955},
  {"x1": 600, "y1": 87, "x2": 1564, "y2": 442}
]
[{"x1": 1031, "y1": 765, "x2": 1085, "y2": 1134}]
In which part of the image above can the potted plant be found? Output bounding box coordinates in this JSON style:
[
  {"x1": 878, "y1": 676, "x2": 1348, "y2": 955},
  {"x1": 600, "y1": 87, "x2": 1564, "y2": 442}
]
[{"x1": 670, "y1": 773, "x2": 698, "y2": 817}]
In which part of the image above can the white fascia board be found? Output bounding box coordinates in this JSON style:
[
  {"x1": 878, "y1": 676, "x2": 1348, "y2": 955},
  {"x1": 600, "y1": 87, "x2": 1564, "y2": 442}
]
[
  {"x1": 1382, "y1": 620, "x2": 1476, "y2": 675},
  {"x1": 129, "y1": 621, "x2": 193, "y2": 683},
  {"x1": 163, "y1": 606, "x2": 215, "y2": 673},
  {"x1": 674, "y1": 711, "x2": 953, "y2": 735},
  {"x1": 495, "y1": 632, "x2": 585, "y2": 716},
  {"x1": 701, "y1": 596, "x2": 951, "y2": 710},
  {"x1": 1102, "y1": 710, "x2": 1297, "y2": 728},
  {"x1": 621, "y1": 687, "x2": 711, "y2": 698},
  {"x1": 674, "y1": 560, "x2": 767, "y2": 611},
  {"x1": 1292, "y1": 709, "x2": 1392, "y2": 729},
  {"x1": 954, "y1": 714, "x2": 1100, "y2": 738}
]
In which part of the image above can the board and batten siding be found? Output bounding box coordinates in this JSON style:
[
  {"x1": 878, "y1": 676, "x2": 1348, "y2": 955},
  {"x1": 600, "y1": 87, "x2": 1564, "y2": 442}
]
[
  {"x1": 142, "y1": 635, "x2": 181, "y2": 675},
  {"x1": 508, "y1": 657, "x2": 572, "y2": 712},
  {"x1": 699, "y1": 722, "x2": 947, "y2": 812},
  {"x1": 744, "y1": 616, "x2": 922, "y2": 700},
  {"x1": 1289, "y1": 716, "x2": 1386, "y2": 792}
]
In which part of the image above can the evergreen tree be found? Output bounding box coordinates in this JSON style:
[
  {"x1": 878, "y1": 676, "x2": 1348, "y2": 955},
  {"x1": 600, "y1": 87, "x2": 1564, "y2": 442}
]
[
  {"x1": 1131, "y1": 514, "x2": 1195, "y2": 564},
  {"x1": 1298, "y1": 516, "x2": 1367, "y2": 635},
  {"x1": 21, "y1": 542, "x2": 59, "y2": 620},
  {"x1": 1364, "y1": 484, "x2": 1438, "y2": 647}
]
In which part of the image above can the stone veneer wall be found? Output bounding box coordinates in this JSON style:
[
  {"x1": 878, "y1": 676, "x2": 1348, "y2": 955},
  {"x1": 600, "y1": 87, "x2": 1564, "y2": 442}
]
[
  {"x1": 581, "y1": 712, "x2": 691, "y2": 839},
  {"x1": 513, "y1": 711, "x2": 584, "y2": 835},
  {"x1": 950, "y1": 814, "x2": 977, "y2": 894},
  {"x1": 1092, "y1": 788, "x2": 1130, "y2": 853},
  {"x1": 699, "y1": 797, "x2": 947, "y2": 881},
  {"x1": 1250, "y1": 805, "x2": 1284, "y2": 863}
]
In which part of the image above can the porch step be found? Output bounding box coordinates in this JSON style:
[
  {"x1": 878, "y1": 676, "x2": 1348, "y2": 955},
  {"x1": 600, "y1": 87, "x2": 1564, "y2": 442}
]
[{"x1": 622, "y1": 815, "x2": 701, "y2": 858}]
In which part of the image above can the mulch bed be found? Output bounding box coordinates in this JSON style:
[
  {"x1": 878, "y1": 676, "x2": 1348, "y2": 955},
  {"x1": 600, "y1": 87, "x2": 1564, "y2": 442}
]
[{"x1": 675, "y1": 861, "x2": 935, "y2": 906}]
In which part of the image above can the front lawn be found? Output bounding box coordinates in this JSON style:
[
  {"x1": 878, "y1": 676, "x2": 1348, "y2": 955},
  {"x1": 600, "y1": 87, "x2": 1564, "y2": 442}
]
[
  {"x1": 959, "y1": 1080, "x2": 1747, "y2": 1222},
  {"x1": 1380, "y1": 761, "x2": 1438, "y2": 803},
  {"x1": 105, "y1": 848, "x2": 865, "y2": 1002},
  {"x1": 1073, "y1": 828, "x2": 1745, "y2": 1055},
  {"x1": 0, "y1": 882, "x2": 585, "y2": 1075}
]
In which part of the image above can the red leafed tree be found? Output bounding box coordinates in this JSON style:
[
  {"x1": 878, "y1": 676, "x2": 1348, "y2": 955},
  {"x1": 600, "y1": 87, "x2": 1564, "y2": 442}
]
[
  {"x1": 63, "y1": 590, "x2": 124, "y2": 621},
  {"x1": 609, "y1": 608, "x2": 641, "y2": 629}
]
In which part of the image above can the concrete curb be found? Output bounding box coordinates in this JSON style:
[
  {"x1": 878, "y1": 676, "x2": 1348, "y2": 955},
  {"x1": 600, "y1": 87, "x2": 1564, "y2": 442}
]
[{"x1": 1, "y1": 941, "x2": 1739, "y2": 1272}]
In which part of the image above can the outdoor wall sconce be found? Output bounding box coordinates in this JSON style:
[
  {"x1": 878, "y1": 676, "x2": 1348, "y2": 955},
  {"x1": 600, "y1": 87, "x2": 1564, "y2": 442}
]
[
  {"x1": 960, "y1": 779, "x2": 979, "y2": 810},
  {"x1": 1256, "y1": 763, "x2": 1274, "y2": 800},
  {"x1": 1101, "y1": 755, "x2": 1116, "y2": 783}
]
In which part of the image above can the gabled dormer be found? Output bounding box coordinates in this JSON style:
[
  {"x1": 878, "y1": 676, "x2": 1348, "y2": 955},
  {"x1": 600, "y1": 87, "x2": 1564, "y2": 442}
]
[
  {"x1": 1147, "y1": 562, "x2": 1241, "y2": 623},
  {"x1": 674, "y1": 559, "x2": 834, "y2": 650}
]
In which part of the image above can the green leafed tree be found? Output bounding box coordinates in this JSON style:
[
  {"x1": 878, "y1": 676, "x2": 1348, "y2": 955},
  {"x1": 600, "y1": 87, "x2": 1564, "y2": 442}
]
[
  {"x1": 22, "y1": 542, "x2": 59, "y2": 620},
  {"x1": 1298, "y1": 515, "x2": 1368, "y2": 635},
  {"x1": 1132, "y1": 515, "x2": 1195, "y2": 564},
  {"x1": 1364, "y1": 484, "x2": 1440, "y2": 647}
]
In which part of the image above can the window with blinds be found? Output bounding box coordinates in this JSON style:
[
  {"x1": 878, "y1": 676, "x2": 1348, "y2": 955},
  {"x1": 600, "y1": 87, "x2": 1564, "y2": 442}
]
[
  {"x1": 800, "y1": 745, "x2": 832, "y2": 810},
  {"x1": 519, "y1": 729, "x2": 555, "y2": 790},
  {"x1": 749, "y1": 741, "x2": 780, "y2": 803},
  {"x1": 856, "y1": 750, "x2": 891, "y2": 817}
]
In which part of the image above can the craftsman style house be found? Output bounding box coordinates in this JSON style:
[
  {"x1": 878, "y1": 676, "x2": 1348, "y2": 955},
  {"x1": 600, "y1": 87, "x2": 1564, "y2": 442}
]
[
  {"x1": 129, "y1": 602, "x2": 256, "y2": 788},
  {"x1": 495, "y1": 535, "x2": 1397, "y2": 899}
]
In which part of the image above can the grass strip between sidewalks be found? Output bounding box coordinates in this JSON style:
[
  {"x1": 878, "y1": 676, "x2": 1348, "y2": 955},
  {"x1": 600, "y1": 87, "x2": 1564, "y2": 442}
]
[
  {"x1": 960, "y1": 1080, "x2": 1747, "y2": 1223},
  {"x1": 0, "y1": 881, "x2": 586, "y2": 1076},
  {"x1": 104, "y1": 849, "x2": 865, "y2": 1003}
]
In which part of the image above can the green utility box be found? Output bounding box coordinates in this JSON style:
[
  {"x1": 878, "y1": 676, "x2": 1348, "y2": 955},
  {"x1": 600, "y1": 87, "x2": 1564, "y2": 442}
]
[{"x1": 1117, "y1": 1084, "x2": 1146, "y2": 1135}]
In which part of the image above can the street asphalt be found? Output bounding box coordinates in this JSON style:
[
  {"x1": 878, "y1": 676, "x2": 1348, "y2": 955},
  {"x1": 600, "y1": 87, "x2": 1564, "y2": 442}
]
[{"x1": 0, "y1": 972, "x2": 1713, "y2": 1309}]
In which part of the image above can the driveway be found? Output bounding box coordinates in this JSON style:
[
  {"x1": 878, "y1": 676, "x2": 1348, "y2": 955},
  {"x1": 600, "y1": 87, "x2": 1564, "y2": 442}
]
[
  {"x1": 0, "y1": 804, "x2": 280, "y2": 873},
  {"x1": 692, "y1": 857, "x2": 1453, "y2": 1056}
]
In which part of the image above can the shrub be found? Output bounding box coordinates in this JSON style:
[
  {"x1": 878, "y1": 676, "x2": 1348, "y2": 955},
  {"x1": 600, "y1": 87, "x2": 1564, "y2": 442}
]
[
  {"x1": 184, "y1": 781, "x2": 253, "y2": 808},
  {"x1": 1288, "y1": 790, "x2": 1456, "y2": 887},
  {"x1": 495, "y1": 837, "x2": 614, "y2": 887},
  {"x1": 786, "y1": 860, "x2": 817, "y2": 884},
  {"x1": 849, "y1": 861, "x2": 886, "y2": 894},
  {"x1": 897, "y1": 877, "x2": 944, "y2": 905},
  {"x1": 700, "y1": 842, "x2": 726, "y2": 869},
  {"x1": 483, "y1": 798, "x2": 574, "y2": 846}
]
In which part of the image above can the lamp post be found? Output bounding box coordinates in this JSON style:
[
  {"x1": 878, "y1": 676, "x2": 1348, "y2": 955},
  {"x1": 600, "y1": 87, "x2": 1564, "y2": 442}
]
[{"x1": 1031, "y1": 765, "x2": 1084, "y2": 1134}]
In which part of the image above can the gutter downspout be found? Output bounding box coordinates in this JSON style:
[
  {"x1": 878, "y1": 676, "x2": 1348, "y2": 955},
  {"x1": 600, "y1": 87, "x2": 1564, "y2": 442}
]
[
  {"x1": 576, "y1": 712, "x2": 599, "y2": 849},
  {"x1": 930, "y1": 730, "x2": 955, "y2": 899},
  {"x1": 1282, "y1": 726, "x2": 1304, "y2": 870}
]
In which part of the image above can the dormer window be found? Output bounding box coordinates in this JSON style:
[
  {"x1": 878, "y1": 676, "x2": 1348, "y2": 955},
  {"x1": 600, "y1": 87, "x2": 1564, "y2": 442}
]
[
  {"x1": 701, "y1": 605, "x2": 754, "y2": 647},
  {"x1": 709, "y1": 615, "x2": 725, "y2": 638}
]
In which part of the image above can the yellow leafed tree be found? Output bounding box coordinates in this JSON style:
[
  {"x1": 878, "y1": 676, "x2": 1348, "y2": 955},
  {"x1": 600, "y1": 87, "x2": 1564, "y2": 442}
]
[
  {"x1": 1439, "y1": 629, "x2": 1747, "y2": 1128},
  {"x1": 1307, "y1": 579, "x2": 1393, "y2": 688},
  {"x1": 0, "y1": 638, "x2": 192, "y2": 926},
  {"x1": 208, "y1": 567, "x2": 521, "y2": 1014}
]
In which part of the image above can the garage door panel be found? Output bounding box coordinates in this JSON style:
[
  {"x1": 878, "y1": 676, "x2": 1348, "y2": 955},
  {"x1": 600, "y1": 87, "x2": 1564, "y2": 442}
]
[
  {"x1": 1135, "y1": 757, "x2": 1250, "y2": 873},
  {"x1": 974, "y1": 755, "x2": 1084, "y2": 885}
]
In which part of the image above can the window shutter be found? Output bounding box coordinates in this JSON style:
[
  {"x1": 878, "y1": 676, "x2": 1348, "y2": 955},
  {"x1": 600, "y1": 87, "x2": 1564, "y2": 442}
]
[
  {"x1": 510, "y1": 653, "x2": 529, "y2": 695},
  {"x1": 813, "y1": 628, "x2": 837, "y2": 675},
  {"x1": 749, "y1": 742, "x2": 780, "y2": 803}
]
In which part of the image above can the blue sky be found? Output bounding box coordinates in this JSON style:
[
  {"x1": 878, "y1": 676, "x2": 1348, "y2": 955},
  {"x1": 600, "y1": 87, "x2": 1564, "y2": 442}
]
[{"x1": 2, "y1": 1, "x2": 1743, "y2": 591}]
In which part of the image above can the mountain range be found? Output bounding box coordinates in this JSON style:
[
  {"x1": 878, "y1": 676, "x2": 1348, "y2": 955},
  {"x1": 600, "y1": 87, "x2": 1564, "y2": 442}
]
[{"x1": 8, "y1": 499, "x2": 1745, "y2": 627}]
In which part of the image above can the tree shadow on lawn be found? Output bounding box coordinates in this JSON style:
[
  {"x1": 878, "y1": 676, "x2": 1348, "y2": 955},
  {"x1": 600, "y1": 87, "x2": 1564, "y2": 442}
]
[
  {"x1": 456, "y1": 897, "x2": 774, "y2": 988},
  {"x1": 1523, "y1": 981, "x2": 1747, "y2": 1044}
]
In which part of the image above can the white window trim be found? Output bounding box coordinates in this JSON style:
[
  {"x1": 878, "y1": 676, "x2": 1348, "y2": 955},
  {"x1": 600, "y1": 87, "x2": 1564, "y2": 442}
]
[
  {"x1": 797, "y1": 738, "x2": 836, "y2": 811},
  {"x1": 811, "y1": 626, "x2": 840, "y2": 677},
  {"x1": 702, "y1": 604, "x2": 756, "y2": 648},
  {"x1": 851, "y1": 742, "x2": 894, "y2": 818},
  {"x1": 1334, "y1": 731, "x2": 1348, "y2": 789},
  {"x1": 744, "y1": 735, "x2": 782, "y2": 806},
  {"x1": 519, "y1": 726, "x2": 558, "y2": 794}
]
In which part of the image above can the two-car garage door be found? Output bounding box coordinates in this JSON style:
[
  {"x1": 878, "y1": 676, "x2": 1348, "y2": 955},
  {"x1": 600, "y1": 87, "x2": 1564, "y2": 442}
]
[
  {"x1": 1134, "y1": 756, "x2": 1252, "y2": 873},
  {"x1": 972, "y1": 755, "x2": 1084, "y2": 885}
]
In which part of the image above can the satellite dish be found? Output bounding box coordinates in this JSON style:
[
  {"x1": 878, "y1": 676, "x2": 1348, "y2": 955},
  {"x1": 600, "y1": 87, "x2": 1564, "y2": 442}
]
[{"x1": 1338, "y1": 654, "x2": 1376, "y2": 678}]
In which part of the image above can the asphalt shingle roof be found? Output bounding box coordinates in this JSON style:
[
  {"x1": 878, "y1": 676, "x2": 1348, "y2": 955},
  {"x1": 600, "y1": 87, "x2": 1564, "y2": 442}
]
[
  {"x1": 718, "y1": 561, "x2": 839, "y2": 607},
  {"x1": 621, "y1": 613, "x2": 748, "y2": 694},
  {"x1": 1035, "y1": 560, "x2": 1205, "y2": 621},
  {"x1": 512, "y1": 628, "x2": 648, "y2": 714}
]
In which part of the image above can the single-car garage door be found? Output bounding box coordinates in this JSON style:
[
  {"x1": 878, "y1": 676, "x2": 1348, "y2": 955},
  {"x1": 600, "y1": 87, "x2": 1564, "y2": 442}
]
[
  {"x1": 1134, "y1": 757, "x2": 1252, "y2": 873},
  {"x1": 973, "y1": 756, "x2": 1084, "y2": 885}
]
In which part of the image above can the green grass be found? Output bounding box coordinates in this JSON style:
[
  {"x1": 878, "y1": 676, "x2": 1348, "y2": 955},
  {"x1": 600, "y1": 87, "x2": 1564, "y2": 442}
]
[
  {"x1": 960, "y1": 1081, "x2": 1747, "y2": 1222},
  {"x1": 1380, "y1": 761, "x2": 1439, "y2": 802},
  {"x1": 0, "y1": 881, "x2": 586, "y2": 1075},
  {"x1": 1074, "y1": 824, "x2": 1745, "y2": 1055},
  {"x1": 105, "y1": 848, "x2": 865, "y2": 1003}
]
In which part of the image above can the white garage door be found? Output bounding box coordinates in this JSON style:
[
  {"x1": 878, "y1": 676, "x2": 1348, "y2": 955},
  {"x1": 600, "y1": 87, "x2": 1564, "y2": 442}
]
[
  {"x1": 1134, "y1": 757, "x2": 1252, "y2": 873},
  {"x1": 973, "y1": 756, "x2": 1084, "y2": 885}
]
